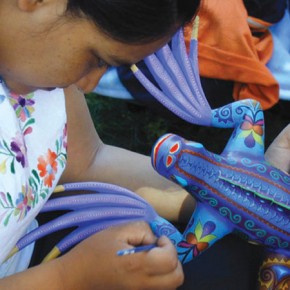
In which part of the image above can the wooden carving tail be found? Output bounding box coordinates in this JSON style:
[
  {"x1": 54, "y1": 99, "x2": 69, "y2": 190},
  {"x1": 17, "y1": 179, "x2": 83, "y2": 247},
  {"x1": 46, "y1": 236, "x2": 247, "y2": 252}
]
[{"x1": 257, "y1": 251, "x2": 290, "y2": 290}]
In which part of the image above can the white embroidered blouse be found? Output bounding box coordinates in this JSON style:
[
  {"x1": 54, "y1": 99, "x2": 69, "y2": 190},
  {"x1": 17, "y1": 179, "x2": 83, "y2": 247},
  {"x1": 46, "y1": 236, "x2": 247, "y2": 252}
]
[{"x1": 0, "y1": 83, "x2": 67, "y2": 272}]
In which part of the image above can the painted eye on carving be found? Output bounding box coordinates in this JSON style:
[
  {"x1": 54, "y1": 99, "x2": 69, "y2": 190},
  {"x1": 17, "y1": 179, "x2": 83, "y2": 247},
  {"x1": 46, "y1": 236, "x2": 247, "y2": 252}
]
[
  {"x1": 169, "y1": 142, "x2": 180, "y2": 154},
  {"x1": 166, "y1": 155, "x2": 174, "y2": 167}
]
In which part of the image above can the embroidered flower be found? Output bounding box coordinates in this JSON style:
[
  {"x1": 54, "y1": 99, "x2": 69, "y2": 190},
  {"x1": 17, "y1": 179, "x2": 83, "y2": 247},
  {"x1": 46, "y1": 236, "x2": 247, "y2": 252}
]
[
  {"x1": 14, "y1": 185, "x2": 34, "y2": 221},
  {"x1": 9, "y1": 92, "x2": 35, "y2": 122},
  {"x1": 239, "y1": 115, "x2": 264, "y2": 148},
  {"x1": 10, "y1": 132, "x2": 27, "y2": 168},
  {"x1": 37, "y1": 149, "x2": 58, "y2": 187}
]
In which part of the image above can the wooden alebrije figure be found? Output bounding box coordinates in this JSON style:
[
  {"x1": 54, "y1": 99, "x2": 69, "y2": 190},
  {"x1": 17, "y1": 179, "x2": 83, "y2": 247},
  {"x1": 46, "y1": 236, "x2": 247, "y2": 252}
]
[{"x1": 131, "y1": 17, "x2": 290, "y2": 289}]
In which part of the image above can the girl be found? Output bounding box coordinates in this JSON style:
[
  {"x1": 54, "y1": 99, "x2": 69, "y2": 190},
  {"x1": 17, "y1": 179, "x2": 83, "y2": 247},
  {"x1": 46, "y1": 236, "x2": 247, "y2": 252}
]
[{"x1": 0, "y1": 0, "x2": 199, "y2": 289}]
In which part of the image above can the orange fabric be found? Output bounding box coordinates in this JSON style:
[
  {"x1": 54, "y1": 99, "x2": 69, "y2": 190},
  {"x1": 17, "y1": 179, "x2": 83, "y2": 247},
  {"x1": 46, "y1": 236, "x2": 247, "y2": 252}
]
[{"x1": 184, "y1": 0, "x2": 279, "y2": 110}]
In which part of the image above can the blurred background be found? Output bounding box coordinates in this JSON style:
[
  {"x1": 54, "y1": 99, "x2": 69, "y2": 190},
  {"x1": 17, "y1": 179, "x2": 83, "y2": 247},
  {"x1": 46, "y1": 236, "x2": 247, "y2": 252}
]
[{"x1": 86, "y1": 92, "x2": 290, "y2": 157}]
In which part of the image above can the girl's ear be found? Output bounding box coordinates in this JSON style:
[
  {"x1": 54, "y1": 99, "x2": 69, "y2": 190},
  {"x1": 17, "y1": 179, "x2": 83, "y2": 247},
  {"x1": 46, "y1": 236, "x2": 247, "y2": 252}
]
[{"x1": 17, "y1": 0, "x2": 44, "y2": 12}]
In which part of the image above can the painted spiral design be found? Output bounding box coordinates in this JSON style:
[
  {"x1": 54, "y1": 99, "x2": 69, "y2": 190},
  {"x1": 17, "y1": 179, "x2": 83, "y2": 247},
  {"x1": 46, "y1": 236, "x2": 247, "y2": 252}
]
[
  {"x1": 244, "y1": 220, "x2": 267, "y2": 238},
  {"x1": 235, "y1": 104, "x2": 247, "y2": 116},
  {"x1": 212, "y1": 153, "x2": 223, "y2": 162},
  {"x1": 258, "y1": 266, "x2": 276, "y2": 289},
  {"x1": 198, "y1": 189, "x2": 218, "y2": 207},
  {"x1": 241, "y1": 158, "x2": 267, "y2": 173},
  {"x1": 214, "y1": 105, "x2": 233, "y2": 124},
  {"x1": 154, "y1": 222, "x2": 177, "y2": 237},
  {"x1": 270, "y1": 169, "x2": 290, "y2": 185},
  {"x1": 265, "y1": 236, "x2": 289, "y2": 249},
  {"x1": 219, "y1": 207, "x2": 242, "y2": 224},
  {"x1": 224, "y1": 157, "x2": 238, "y2": 165}
]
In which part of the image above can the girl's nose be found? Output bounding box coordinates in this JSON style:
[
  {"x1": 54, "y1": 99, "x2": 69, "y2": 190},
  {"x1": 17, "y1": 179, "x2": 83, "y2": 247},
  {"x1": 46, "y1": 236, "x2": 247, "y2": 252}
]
[{"x1": 75, "y1": 66, "x2": 108, "y2": 93}]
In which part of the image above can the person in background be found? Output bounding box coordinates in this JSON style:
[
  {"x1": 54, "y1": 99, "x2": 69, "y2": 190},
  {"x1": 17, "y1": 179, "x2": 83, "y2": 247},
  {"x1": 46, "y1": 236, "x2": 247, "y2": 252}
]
[{"x1": 112, "y1": 0, "x2": 289, "y2": 149}]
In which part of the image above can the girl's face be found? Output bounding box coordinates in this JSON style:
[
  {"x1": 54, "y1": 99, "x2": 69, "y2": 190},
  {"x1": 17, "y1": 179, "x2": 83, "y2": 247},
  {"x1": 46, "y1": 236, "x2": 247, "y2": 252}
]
[{"x1": 0, "y1": 1, "x2": 171, "y2": 94}]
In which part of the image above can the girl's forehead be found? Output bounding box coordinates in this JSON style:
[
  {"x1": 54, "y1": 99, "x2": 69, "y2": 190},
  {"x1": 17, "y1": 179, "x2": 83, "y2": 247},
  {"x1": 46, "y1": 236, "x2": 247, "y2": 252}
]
[{"x1": 90, "y1": 27, "x2": 173, "y2": 66}]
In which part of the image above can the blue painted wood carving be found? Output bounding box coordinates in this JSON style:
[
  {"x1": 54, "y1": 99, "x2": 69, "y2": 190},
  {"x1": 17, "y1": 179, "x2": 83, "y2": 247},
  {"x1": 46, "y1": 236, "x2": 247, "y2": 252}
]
[{"x1": 132, "y1": 17, "x2": 290, "y2": 289}]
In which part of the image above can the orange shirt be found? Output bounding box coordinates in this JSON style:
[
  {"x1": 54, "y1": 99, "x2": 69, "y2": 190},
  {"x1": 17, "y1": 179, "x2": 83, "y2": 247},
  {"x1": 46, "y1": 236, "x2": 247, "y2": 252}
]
[{"x1": 184, "y1": 0, "x2": 279, "y2": 110}]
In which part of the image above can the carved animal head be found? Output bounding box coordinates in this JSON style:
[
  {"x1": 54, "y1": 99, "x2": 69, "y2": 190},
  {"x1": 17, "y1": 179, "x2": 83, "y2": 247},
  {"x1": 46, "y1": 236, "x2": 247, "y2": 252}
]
[{"x1": 152, "y1": 133, "x2": 290, "y2": 253}]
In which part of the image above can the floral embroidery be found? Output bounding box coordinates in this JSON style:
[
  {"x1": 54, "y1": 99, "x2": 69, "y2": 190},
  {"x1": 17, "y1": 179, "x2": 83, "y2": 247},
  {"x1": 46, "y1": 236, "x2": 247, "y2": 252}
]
[
  {"x1": 14, "y1": 185, "x2": 34, "y2": 221},
  {"x1": 10, "y1": 132, "x2": 28, "y2": 168},
  {"x1": 9, "y1": 92, "x2": 35, "y2": 136},
  {"x1": 37, "y1": 149, "x2": 58, "y2": 188},
  {"x1": 0, "y1": 89, "x2": 67, "y2": 228},
  {"x1": 26, "y1": 127, "x2": 67, "y2": 208},
  {"x1": 0, "y1": 132, "x2": 67, "y2": 226},
  {"x1": 9, "y1": 92, "x2": 35, "y2": 122},
  {"x1": 0, "y1": 184, "x2": 34, "y2": 225},
  {"x1": 0, "y1": 93, "x2": 36, "y2": 174},
  {"x1": 36, "y1": 131, "x2": 67, "y2": 190},
  {"x1": 0, "y1": 132, "x2": 28, "y2": 174},
  {"x1": 56, "y1": 127, "x2": 67, "y2": 168}
]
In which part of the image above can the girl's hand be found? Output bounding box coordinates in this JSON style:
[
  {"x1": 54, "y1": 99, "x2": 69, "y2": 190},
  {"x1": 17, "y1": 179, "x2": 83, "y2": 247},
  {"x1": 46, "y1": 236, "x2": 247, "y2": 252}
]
[{"x1": 60, "y1": 221, "x2": 184, "y2": 290}]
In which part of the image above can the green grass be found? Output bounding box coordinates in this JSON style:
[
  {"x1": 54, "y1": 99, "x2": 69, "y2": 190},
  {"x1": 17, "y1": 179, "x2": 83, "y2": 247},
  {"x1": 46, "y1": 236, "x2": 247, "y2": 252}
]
[
  {"x1": 86, "y1": 93, "x2": 170, "y2": 155},
  {"x1": 85, "y1": 93, "x2": 233, "y2": 156}
]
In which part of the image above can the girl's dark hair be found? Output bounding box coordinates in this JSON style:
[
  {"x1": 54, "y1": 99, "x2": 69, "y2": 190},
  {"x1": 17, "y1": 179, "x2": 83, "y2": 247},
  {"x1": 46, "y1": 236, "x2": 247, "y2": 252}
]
[{"x1": 66, "y1": 0, "x2": 201, "y2": 43}]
